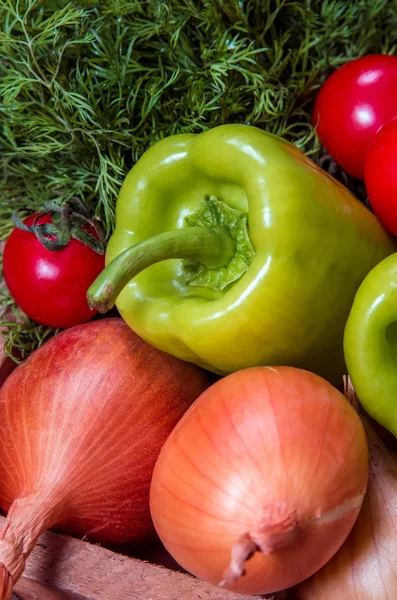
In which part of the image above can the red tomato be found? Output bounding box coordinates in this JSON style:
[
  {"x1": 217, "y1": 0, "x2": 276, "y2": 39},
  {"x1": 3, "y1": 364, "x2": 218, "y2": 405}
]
[
  {"x1": 3, "y1": 213, "x2": 105, "y2": 328},
  {"x1": 314, "y1": 54, "x2": 397, "y2": 179},
  {"x1": 364, "y1": 117, "x2": 397, "y2": 236}
]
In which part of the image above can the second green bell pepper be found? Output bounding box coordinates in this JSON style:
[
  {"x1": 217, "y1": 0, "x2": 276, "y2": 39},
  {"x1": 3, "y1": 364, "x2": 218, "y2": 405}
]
[
  {"x1": 88, "y1": 124, "x2": 394, "y2": 383},
  {"x1": 344, "y1": 253, "x2": 397, "y2": 435}
]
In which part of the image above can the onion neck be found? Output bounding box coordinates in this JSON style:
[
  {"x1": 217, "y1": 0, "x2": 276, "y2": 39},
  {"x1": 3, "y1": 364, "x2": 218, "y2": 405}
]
[
  {"x1": 220, "y1": 507, "x2": 299, "y2": 588},
  {"x1": 0, "y1": 492, "x2": 65, "y2": 598}
]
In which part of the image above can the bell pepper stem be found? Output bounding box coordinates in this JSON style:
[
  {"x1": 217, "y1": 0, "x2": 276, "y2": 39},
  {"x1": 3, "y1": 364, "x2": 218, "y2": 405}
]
[{"x1": 87, "y1": 226, "x2": 235, "y2": 313}]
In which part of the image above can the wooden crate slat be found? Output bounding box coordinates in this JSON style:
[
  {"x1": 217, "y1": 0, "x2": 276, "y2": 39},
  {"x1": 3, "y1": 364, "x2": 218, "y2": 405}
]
[{"x1": 1, "y1": 519, "x2": 264, "y2": 600}]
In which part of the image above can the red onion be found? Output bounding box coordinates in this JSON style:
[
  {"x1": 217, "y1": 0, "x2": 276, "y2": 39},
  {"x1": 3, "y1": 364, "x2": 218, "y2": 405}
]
[
  {"x1": 150, "y1": 366, "x2": 368, "y2": 596},
  {"x1": 0, "y1": 318, "x2": 208, "y2": 599}
]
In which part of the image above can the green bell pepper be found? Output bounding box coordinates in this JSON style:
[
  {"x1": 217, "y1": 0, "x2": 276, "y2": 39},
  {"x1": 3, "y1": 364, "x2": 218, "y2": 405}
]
[
  {"x1": 344, "y1": 253, "x2": 397, "y2": 435},
  {"x1": 88, "y1": 124, "x2": 394, "y2": 383}
]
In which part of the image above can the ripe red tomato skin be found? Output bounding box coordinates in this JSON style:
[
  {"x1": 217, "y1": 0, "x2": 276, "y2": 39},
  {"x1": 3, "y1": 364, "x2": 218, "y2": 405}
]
[
  {"x1": 364, "y1": 117, "x2": 397, "y2": 237},
  {"x1": 3, "y1": 213, "x2": 105, "y2": 328},
  {"x1": 314, "y1": 55, "x2": 397, "y2": 180}
]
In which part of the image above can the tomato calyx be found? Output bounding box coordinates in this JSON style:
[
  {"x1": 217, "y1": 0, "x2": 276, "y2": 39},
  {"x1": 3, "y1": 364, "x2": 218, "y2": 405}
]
[{"x1": 12, "y1": 201, "x2": 105, "y2": 254}]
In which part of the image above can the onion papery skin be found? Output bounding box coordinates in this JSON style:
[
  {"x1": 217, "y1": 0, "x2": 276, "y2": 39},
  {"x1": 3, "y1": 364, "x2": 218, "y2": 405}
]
[
  {"x1": 0, "y1": 318, "x2": 208, "y2": 596},
  {"x1": 150, "y1": 366, "x2": 368, "y2": 596},
  {"x1": 292, "y1": 417, "x2": 397, "y2": 600}
]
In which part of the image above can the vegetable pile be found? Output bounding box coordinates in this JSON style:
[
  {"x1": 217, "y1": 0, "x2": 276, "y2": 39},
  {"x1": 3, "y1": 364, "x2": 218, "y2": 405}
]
[
  {"x1": 1, "y1": 0, "x2": 397, "y2": 358},
  {"x1": 1, "y1": 1, "x2": 397, "y2": 599}
]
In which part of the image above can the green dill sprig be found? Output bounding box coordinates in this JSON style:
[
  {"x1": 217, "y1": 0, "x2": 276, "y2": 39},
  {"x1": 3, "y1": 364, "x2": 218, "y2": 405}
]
[
  {"x1": 0, "y1": 319, "x2": 59, "y2": 363},
  {"x1": 1, "y1": 0, "x2": 396, "y2": 359},
  {"x1": 0, "y1": 278, "x2": 58, "y2": 362}
]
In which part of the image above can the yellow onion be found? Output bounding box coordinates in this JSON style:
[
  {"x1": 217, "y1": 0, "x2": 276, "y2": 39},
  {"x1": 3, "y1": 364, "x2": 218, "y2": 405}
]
[{"x1": 150, "y1": 366, "x2": 369, "y2": 596}]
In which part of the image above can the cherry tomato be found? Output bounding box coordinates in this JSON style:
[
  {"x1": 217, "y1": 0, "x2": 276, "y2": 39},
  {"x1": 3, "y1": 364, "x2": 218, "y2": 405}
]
[
  {"x1": 364, "y1": 117, "x2": 397, "y2": 236},
  {"x1": 3, "y1": 213, "x2": 105, "y2": 328},
  {"x1": 314, "y1": 54, "x2": 397, "y2": 179}
]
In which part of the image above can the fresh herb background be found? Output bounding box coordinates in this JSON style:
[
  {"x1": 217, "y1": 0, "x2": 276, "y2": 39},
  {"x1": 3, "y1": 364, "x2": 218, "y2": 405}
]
[{"x1": 0, "y1": 0, "x2": 396, "y2": 359}]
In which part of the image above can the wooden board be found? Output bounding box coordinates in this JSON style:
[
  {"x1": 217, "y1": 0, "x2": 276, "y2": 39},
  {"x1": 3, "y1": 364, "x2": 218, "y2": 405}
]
[
  {"x1": 14, "y1": 578, "x2": 88, "y2": 599},
  {"x1": 0, "y1": 519, "x2": 271, "y2": 600}
]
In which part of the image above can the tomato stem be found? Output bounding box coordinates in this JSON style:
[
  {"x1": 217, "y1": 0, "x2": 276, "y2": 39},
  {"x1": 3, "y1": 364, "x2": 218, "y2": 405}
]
[{"x1": 11, "y1": 202, "x2": 105, "y2": 254}]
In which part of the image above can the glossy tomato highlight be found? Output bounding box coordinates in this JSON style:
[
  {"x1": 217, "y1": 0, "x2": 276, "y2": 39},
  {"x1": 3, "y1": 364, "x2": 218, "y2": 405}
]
[
  {"x1": 314, "y1": 55, "x2": 397, "y2": 179},
  {"x1": 364, "y1": 117, "x2": 397, "y2": 236},
  {"x1": 3, "y1": 213, "x2": 105, "y2": 328}
]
